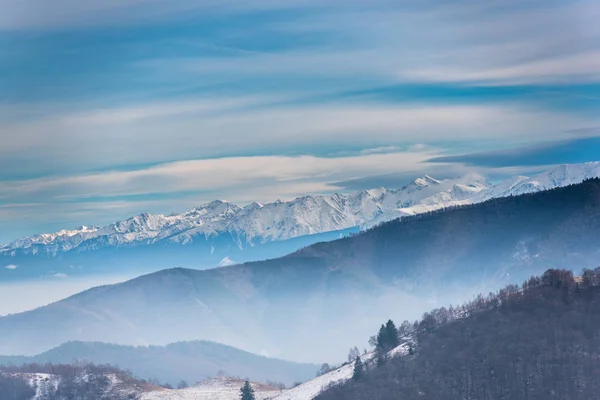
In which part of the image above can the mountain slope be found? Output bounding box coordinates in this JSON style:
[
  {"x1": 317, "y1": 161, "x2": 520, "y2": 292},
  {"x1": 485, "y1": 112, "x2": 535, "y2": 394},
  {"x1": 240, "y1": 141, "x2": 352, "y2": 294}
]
[
  {"x1": 2, "y1": 163, "x2": 599, "y2": 280},
  {"x1": 0, "y1": 341, "x2": 317, "y2": 387},
  {"x1": 1, "y1": 179, "x2": 600, "y2": 362},
  {"x1": 316, "y1": 268, "x2": 600, "y2": 400}
]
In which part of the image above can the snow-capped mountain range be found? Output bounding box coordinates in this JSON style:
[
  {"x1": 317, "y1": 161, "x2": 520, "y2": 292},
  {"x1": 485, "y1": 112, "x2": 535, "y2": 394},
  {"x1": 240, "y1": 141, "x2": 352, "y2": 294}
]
[{"x1": 2, "y1": 162, "x2": 599, "y2": 257}]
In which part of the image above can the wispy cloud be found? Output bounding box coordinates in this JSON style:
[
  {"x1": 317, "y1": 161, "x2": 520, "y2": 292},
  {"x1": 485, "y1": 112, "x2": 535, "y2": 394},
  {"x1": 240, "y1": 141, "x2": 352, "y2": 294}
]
[
  {"x1": 5, "y1": 265, "x2": 18, "y2": 270},
  {"x1": 428, "y1": 136, "x2": 600, "y2": 168},
  {"x1": 1, "y1": 101, "x2": 594, "y2": 181},
  {"x1": 0, "y1": 150, "x2": 438, "y2": 203}
]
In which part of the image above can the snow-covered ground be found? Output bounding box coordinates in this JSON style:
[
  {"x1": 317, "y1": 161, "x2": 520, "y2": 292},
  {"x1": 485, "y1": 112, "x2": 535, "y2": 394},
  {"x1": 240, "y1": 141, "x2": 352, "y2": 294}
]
[
  {"x1": 3, "y1": 162, "x2": 599, "y2": 256},
  {"x1": 271, "y1": 341, "x2": 413, "y2": 400},
  {"x1": 141, "y1": 377, "x2": 283, "y2": 400},
  {"x1": 270, "y1": 361, "x2": 356, "y2": 400}
]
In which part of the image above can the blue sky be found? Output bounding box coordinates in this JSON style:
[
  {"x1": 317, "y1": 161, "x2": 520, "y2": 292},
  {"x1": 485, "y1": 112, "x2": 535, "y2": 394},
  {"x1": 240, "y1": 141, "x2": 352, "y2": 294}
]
[{"x1": 1, "y1": 0, "x2": 600, "y2": 243}]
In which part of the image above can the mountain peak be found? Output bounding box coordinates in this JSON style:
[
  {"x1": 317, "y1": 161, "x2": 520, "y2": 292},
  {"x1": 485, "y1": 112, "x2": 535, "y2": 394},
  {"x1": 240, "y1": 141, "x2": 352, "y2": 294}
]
[
  {"x1": 244, "y1": 201, "x2": 264, "y2": 210},
  {"x1": 409, "y1": 175, "x2": 442, "y2": 188},
  {"x1": 202, "y1": 199, "x2": 229, "y2": 208},
  {"x1": 3, "y1": 163, "x2": 599, "y2": 257},
  {"x1": 418, "y1": 175, "x2": 441, "y2": 185}
]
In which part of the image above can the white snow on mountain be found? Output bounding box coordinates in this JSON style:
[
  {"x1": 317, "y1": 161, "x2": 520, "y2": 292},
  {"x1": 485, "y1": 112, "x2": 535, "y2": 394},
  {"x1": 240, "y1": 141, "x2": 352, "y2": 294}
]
[{"x1": 2, "y1": 162, "x2": 599, "y2": 257}]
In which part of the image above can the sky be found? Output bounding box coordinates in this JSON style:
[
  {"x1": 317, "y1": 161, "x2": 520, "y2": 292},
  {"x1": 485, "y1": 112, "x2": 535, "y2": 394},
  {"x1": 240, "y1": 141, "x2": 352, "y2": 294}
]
[
  {"x1": 1, "y1": 0, "x2": 600, "y2": 244},
  {"x1": 0, "y1": 274, "x2": 134, "y2": 316}
]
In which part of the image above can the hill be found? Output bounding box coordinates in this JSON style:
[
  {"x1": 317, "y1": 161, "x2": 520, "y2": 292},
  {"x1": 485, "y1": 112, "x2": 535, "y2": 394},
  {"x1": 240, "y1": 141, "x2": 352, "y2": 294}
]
[
  {"x1": 0, "y1": 340, "x2": 317, "y2": 387},
  {"x1": 316, "y1": 268, "x2": 600, "y2": 400},
  {"x1": 0, "y1": 179, "x2": 599, "y2": 362},
  {"x1": 0, "y1": 362, "x2": 160, "y2": 400}
]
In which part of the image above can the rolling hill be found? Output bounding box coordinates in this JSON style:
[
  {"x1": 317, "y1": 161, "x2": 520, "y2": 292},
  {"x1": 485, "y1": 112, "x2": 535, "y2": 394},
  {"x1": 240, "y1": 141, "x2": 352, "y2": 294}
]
[{"x1": 0, "y1": 340, "x2": 317, "y2": 387}]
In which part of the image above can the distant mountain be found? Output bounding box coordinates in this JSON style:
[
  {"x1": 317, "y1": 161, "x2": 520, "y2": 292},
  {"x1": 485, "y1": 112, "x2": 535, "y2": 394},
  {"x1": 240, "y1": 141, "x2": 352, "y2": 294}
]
[
  {"x1": 2, "y1": 162, "x2": 599, "y2": 280},
  {"x1": 315, "y1": 269, "x2": 600, "y2": 400},
  {"x1": 1, "y1": 179, "x2": 599, "y2": 363},
  {"x1": 0, "y1": 176, "x2": 469, "y2": 256},
  {"x1": 0, "y1": 341, "x2": 317, "y2": 387}
]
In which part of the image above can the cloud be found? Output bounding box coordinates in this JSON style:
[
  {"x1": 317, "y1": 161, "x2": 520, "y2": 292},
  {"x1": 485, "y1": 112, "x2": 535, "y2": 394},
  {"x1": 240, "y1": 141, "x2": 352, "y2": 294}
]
[
  {"x1": 0, "y1": 150, "x2": 438, "y2": 203},
  {"x1": 0, "y1": 0, "x2": 321, "y2": 30},
  {"x1": 5, "y1": 265, "x2": 18, "y2": 270},
  {"x1": 0, "y1": 101, "x2": 595, "y2": 181},
  {"x1": 427, "y1": 136, "x2": 600, "y2": 168},
  {"x1": 53, "y1": 273, "x2": 68, "y2": 278}
]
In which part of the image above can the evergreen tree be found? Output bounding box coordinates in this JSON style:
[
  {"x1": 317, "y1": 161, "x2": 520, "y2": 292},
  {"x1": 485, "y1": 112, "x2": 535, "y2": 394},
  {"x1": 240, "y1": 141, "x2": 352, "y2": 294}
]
[
  {"x1": 376, "y1": 324, "x2": 387, "y2": 351},
  {"x1": 385, "y1": 319, "x2": 400, "y2": 349},
  {"x1": 352, "y1": 356, "x2": 364, "y2": 381},
  {"x1": 240, "y1": 380, "x2": 256, "y2": 400},
  {"x1": 376, "y1": 320, "x2": 400, "y2": 352}
]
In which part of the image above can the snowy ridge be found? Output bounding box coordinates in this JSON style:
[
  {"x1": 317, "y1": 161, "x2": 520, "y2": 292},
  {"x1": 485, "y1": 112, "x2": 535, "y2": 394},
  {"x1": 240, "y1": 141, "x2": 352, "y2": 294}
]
[
  {"x1": 272, "y1": 341, "x2": 413, "y2": 400},
  {"x1": 2, "y1": 162, "x2": 599, "y2": 256}
]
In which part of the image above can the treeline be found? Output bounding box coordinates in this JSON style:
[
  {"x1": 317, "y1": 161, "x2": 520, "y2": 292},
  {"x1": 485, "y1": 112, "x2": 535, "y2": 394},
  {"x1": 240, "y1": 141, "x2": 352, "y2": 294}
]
[{"x1": 318, "y1": 268, "x2": 600, "y2": 400}]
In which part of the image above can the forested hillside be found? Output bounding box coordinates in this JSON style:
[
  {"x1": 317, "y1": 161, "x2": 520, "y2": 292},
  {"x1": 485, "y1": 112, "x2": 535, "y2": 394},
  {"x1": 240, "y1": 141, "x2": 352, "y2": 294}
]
[
  {"x1": 0, "y1": 363, "x2": 157, "y2": 400},
  {"x1": 317, "y1": 268, "x2": 600, "y2": 400}
]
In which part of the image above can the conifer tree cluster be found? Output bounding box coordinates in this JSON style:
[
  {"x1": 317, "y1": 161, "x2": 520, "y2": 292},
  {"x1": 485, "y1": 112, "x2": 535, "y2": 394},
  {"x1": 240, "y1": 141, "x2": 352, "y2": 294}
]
[
  {"x1": 375, "y1": 319, "x2": 400, "y2": 352},
  {"x1": 240, "y1": 380, "x2": 256, "y2": 400}
]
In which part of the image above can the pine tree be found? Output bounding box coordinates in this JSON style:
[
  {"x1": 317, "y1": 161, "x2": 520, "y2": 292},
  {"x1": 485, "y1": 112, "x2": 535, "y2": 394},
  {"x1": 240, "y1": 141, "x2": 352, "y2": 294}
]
[
  {"x1": 385, "y1": 319, "x2": 400, "y2": 349},
  {"x1": 240, "y1": 380, "x2": 256, "y2": 400},
  {"x1": 376, "y1": 324, "x2": 388, "y2": 351},
  {"x1": 352, "y1": 356, "x2": 364, "y2": 381}
]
